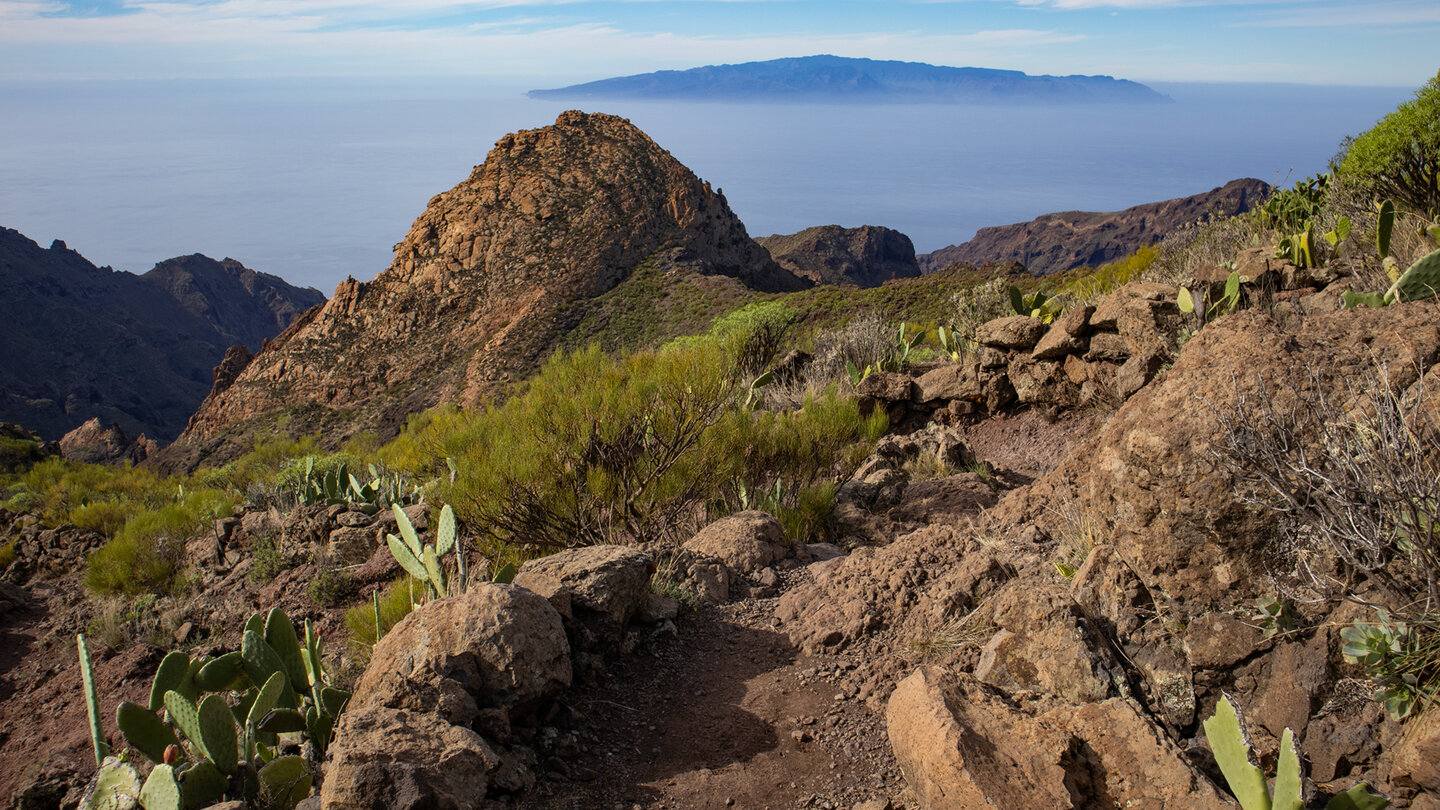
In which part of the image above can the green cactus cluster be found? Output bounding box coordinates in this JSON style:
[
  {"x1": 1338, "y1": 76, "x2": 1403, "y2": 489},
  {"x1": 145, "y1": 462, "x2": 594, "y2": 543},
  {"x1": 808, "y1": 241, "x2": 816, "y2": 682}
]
[
  {"x1": 386, "y1": 503, "x2": 461, "y2": 599},
  {"x1": 78, "y1": 609, "x2": 349, "y2": 810},
  {"x1": 1203, "y1": 694, "x2": 1388, "y2": 810},
  {"x1": 295, "y1": 457, "x2": 414, "y2": 513},
  {"x1": 1008, "y1": 286, "x2": 1063, "y2": 323}
]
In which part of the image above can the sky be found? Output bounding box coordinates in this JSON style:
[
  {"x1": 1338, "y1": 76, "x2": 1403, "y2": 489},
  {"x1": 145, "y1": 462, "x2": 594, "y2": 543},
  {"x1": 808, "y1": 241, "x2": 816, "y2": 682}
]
[{"x1": 0, "y1": 0, "x2": 1435, "y2": 88}]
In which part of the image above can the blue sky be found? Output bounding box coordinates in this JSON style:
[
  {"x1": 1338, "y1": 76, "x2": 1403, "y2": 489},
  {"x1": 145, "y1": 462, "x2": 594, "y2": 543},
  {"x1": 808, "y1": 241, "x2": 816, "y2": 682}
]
[{"x1": 0, "y1": 0, "x2": 1434, "y2": 87}]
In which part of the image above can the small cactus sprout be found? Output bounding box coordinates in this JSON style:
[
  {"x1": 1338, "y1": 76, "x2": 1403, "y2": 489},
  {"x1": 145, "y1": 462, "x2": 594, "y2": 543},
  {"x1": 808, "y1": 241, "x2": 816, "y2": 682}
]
[{"x1": 163, "y1": 744, "x2": 180, "y2": 765}]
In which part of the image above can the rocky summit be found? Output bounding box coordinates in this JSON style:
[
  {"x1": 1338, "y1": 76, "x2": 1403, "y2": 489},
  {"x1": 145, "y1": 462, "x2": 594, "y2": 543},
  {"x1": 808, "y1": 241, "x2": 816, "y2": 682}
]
[
  {"x1": 756, "y1": 225, "x2": 921, "y2": 287},
  {"x1": 161, "y1": 111, "x2": 807, "y2": 470}
]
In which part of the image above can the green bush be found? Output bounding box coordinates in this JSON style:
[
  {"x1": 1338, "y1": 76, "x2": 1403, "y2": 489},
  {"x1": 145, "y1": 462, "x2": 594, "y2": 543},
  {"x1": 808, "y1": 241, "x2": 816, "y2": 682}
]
[
  {"x1": 84, "y1": 489, "x2": 238, "y2": 596},
  {"x1": 1337, "y1": 71, "x2": 1440, "y2": 217},
  {"x1": 68, "y1": 499, "x2": 138, "y2": 536}
]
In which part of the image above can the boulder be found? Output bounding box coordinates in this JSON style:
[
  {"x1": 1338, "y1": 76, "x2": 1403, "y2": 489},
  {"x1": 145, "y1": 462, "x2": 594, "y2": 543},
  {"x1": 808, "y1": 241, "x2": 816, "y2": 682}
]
[
  {"x1": 886, "y1": 667, "x2": 1231, "y2": 810},
  {"x1": 975, "y1": 583, "x2": 1123, "y2": 704},
  {"x1": 513, "y1": 544, "x2": 654, "y2": 638},
  {"x1": 328, "y1": 526, "x2": 378, "y2": 566},
  {"x1": 1031, "y1": 305, "x2": 1093, "y2": 360},
  {"x1": 857, "y1": 370, "x2": 916, "y2": 403},
  {"x1": 975, "y1": 315, "x2": 1048, "y2": 350},
  {"x1": 320, "y1": 707, "x2": 498, "y2": 810},
  {"x1": 1070, "y1": 545, "x2": 1194, "y2": 729},
  {"x1": 351, "y1": 584, "x2": 571, "y2": 724},
  {"x1": 914, "y1": 363, "x2": 982, "y2": 404},
  {"x1": 683, "y1": 511, "x2": 788, "y2": 574},
  {"x1": 1113, "y1": 349, "x2": 1166, "y2": 399},
  {"x1": 1083, "y1": 332, "x2": 1130, "y2": 362},
  {"x1": 887, "y1": 667, "x2": 1075, "y2": 808}
]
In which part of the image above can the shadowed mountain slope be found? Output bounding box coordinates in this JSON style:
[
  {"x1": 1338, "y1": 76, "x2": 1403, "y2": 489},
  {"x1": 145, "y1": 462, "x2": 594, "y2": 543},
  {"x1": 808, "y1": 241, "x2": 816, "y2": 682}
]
[
  {"x1": 0, "y1": 230, "x2": 322, "y2": 442},
  {"x1": 918, "y1": 178, "x2": 1271, "y2": 276}
]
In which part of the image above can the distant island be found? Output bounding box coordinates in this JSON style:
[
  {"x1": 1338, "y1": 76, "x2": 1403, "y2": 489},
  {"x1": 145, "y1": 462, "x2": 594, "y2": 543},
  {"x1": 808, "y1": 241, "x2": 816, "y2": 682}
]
[{"x1": 528, "y1": 55, "x2": 1170, "y2": 104}]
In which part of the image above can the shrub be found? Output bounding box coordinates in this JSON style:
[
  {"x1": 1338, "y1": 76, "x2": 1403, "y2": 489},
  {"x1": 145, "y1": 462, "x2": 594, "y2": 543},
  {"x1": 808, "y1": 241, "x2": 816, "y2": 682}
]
[
  {"x1": 1336, "y1": 71, "x2": 1440, "y2": 218},
  {"x1": 807, "y1": 313, "x2": 899, "y2": 385},
  {"x1": 68, "y1": 499, "x2": 137, "y2": 536},
  {"x1": 308, "y1": 555, "x2": 355, "y2": 606},
  {"x1": 1054, "y1": 247, "x2": 1159, "y2": 306},
  {"x1": 1208, "y1": 362, "x2": 1439, "y2": 614},
  {"x1": 84, "y1": 489, "x2": 238, "y2": 596},
  {"x1": 0, "y1": 540, "x2": 14, "y2": 571}
]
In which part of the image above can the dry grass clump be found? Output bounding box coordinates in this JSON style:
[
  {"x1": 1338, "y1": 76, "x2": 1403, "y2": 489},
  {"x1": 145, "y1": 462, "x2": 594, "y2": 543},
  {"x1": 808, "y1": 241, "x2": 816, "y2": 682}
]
[{"x1": 905, "y1": 601, "x2": 995, "y2": 660}]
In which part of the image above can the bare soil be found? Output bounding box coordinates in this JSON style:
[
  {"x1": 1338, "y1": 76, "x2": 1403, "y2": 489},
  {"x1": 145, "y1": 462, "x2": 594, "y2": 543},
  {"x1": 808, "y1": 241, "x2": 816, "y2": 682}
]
[{"x1": 521, "y1": 574, "x2": 904, "y2": 810}]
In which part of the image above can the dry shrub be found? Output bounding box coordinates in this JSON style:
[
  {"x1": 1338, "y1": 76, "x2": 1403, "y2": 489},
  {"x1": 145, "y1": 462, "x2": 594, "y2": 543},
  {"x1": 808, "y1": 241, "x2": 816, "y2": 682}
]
[{"x1": 1209, "y1": 362, "x2": 1440, "y2": 617}]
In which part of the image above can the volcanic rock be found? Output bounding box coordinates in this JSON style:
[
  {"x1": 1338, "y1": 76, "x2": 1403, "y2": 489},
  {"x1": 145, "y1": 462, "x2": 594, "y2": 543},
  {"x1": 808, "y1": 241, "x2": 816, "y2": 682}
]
[
  {"x1": 756, "y1": 225, "x2": 921, "y2": 287},
  {"x1": 164, "y1": 111, "x2": 807, "y2": 469}
]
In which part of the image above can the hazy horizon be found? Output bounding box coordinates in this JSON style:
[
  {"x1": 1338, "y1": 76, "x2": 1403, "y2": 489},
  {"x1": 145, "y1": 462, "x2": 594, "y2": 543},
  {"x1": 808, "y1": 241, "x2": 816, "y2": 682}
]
[{"x1": 0, "y1": 76, "x2": 1416, "y2": 292}]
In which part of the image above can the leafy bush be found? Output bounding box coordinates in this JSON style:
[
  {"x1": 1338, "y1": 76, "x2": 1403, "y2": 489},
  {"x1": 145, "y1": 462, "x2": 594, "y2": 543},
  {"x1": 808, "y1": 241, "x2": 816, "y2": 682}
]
[
  {"x1": 85, "y1": 489, "x2": 238, "y2": 596},
  {"x1": 1336, "y1": 71, "x2": 1440, "y2": 218},
  {"x1": 1054, "y1": 247, "x2": 1158, "y2": 306}
]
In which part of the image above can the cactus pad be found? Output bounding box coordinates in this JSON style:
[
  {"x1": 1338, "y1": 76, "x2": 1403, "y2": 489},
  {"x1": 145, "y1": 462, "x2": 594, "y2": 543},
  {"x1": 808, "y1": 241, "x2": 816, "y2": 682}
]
[
  {"x1": 149, "y1": 652, "x2": 191, "y2": 712},
  {"x1": 197, "y1": 694, "x2": 238, "y2": 775},
  {"x1": 116, "y1": 701, "x2": 179, "y2": 765},
  {"x1": 264, "y1": 609, "x2": 309, "y2": 694},
  {"x1": 137, "y1": 765, "x2": 181, "y2": 810}
]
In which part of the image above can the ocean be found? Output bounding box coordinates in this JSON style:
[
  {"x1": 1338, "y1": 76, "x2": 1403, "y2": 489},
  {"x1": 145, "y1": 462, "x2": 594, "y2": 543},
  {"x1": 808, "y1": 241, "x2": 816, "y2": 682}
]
[{"x1": 0, "y1": 77, "x2": 1414, "y2": 293}]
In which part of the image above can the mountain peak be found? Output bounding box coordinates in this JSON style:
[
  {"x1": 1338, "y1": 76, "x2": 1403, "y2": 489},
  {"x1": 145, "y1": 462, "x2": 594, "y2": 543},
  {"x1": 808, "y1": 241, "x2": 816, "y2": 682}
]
[{"x1": 162, "y1": 110, "x2": 806, "y2": 467}]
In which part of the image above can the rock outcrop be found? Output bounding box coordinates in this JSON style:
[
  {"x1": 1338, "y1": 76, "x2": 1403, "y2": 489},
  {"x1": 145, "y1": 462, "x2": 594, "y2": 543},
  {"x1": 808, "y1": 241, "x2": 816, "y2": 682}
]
[
  {"x1": 163, "y1": 111, "x2": 808, "y2": 470},
  {"x1": 918, "y1": 178, "x2": 1271, "y2": 275},
  {"x1": 58, "y1": 418, "x2": 157, "y2": 466},
  {"x1": 756, "y1": 225, "x2": 921, "y2": 287},
  {"x1": 0, "y1": 228, "x2": 323, "y2": 441}
]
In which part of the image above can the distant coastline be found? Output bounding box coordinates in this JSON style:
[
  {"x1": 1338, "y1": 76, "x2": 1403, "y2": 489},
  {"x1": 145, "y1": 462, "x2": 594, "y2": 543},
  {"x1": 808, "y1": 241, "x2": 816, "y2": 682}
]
[{"x1": 528, "y1": 54, "x2": 1171, "y2": 105}]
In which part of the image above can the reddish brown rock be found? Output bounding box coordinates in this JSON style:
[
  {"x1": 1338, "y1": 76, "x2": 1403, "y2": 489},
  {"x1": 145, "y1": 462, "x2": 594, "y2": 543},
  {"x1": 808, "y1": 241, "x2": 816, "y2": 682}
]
[
  {"x1": 163, "y1": 111, "x2": 806, "y2": 468},
  {"x1": 682, "y1": 511, "x2": 789, "y2": 574}
]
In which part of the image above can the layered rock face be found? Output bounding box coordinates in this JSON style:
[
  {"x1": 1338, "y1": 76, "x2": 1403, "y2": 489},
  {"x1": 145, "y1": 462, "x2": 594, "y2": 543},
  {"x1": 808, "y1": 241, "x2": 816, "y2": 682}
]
[
  {"x1": 166, "y1": 111, "x2": 806, "y2": 468},
  {"x1": 918, "y1": 178, "x2": 1271, "y2": 275},
  {"x1": 0, "y1": 229, "x2": 323, "y2": 442},
  {"x1": 756, "y1": 225, "x2": 921, "y2": 287}
]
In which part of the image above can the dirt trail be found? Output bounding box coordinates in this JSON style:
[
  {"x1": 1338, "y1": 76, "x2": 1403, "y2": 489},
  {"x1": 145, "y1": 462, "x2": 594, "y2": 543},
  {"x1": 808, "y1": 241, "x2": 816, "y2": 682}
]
[{"x1": 522, "y1": 585, "x2": 902, "y2": 810}]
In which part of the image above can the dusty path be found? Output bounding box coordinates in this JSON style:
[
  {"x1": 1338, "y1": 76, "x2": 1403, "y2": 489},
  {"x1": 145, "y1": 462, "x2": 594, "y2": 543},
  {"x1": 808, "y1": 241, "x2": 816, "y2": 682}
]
[{"x1": 522, "y1": 580, "x2": 903, "y2": 810}]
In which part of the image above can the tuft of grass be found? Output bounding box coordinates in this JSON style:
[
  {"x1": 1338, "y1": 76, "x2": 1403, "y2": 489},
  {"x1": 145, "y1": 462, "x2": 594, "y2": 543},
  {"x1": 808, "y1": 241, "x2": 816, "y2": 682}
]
[
  {"x1": 0, "y1": 539, "x2": 14, "y2": 571},
  {"x1": 906, "y1": 602, "x2": 995, "y2": 660},
  {"x1": 344, "y1": 575, "x2": 422, "y2": 651}
]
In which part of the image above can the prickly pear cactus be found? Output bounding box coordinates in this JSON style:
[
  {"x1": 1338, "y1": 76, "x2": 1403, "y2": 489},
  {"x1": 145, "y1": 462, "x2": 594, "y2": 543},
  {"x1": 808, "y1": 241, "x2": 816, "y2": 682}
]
[{"x1": 1387, "y1": 247, "x2": 1440, "y2": 303}]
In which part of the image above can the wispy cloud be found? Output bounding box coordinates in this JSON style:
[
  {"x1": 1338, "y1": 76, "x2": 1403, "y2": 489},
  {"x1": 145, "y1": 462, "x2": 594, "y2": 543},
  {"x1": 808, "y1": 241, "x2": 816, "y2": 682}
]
[{"x1": 1242, "y1": 0, "x2": 1440, "y2": 26}]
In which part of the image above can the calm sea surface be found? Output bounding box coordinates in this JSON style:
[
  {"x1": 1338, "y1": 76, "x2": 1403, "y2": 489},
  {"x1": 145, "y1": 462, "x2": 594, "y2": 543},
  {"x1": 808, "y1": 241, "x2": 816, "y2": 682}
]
[{"x1": 0, "y1": 78, "x2": 1413, "y2": 293}]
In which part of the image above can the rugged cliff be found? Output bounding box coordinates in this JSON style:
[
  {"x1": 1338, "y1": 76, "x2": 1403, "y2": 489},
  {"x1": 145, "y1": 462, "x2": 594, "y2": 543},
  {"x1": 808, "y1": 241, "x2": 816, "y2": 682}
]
[
  {"x1": 756, "y1": 225, "x2": 921, "y2": 287},
  {"x1": 163, "y1": 111, "x2": 807, "y2": 468},
  {"x1": 0, "y1": 229, "x2": 322, "y2": 442},
  {"x1": 919, "y1": 178, "x2": 1271, "y2": 275}
]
